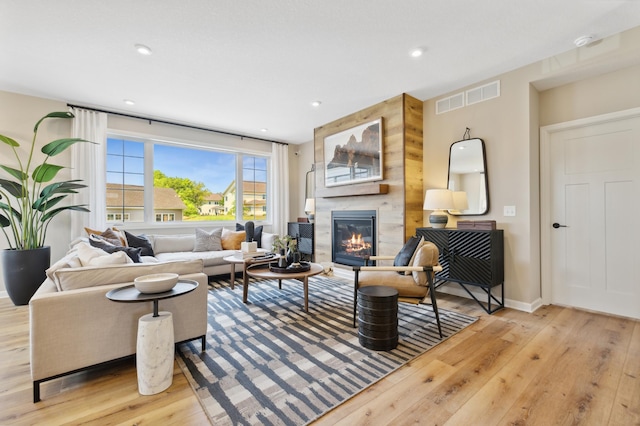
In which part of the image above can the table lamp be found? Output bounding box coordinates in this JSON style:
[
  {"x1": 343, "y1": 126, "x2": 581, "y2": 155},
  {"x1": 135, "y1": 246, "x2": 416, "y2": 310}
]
[
  {"x1": 304, "y1": 198, "x2": 315, "y2": 223},
  {"x1": 423, "y1": 189, "x2": 455, "y2": 228}
]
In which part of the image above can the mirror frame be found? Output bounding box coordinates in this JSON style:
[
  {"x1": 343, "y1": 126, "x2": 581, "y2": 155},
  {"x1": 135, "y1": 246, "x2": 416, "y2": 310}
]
[{"x1": 446, "y1": 138, "x2": 489, "y2": 215}]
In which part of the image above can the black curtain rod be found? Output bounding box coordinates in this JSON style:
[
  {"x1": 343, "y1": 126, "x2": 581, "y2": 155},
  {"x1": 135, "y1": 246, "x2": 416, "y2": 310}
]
[{"x1": 66, "y1": 103, "x2": 288, "y2": 145}]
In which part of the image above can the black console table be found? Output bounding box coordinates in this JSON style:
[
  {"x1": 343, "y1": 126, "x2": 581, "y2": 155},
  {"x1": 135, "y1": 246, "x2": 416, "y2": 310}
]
[
  {"x1": 287, "y1": 222, "x2": 314, "y2": 262},
  {"x1": 416, "y1": 227, "x2": 504, "y2": 314}
]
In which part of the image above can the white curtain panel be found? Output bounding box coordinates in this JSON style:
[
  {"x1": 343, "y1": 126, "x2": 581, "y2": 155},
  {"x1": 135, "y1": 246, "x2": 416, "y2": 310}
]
[
  {"x1": 270, "y1": 143, "x2": 290, "y2": 236},
  {"x1": 70, "y1": 108, "x2": 107, "y2": 238}
]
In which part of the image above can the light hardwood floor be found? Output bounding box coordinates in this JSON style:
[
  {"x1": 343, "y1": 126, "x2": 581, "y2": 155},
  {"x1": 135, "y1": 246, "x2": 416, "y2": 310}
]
[{"x1": 1, "y1": 292, "x2": 638, "y2": 425}]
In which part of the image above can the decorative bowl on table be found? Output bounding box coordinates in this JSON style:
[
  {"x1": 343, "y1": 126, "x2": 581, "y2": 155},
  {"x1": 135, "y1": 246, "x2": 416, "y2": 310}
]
[{"x1": 134, "y1": 273, "x2": 179, "y2": 294}]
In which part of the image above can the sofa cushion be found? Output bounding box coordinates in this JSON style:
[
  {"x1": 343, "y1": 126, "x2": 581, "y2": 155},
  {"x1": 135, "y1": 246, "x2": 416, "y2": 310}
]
[
  {"x1": 154, "y1": 250, "x2": 235, "y2": 267},
  {"x1": 153, "y1": 234, "x2": 196, "y2": 254},
  {"x1": 222, "y1": 229, "x2": 245, "y2": 250},
  {"x1": 194, "y1": 228, "x2": 223, "y2": 252},
  {"x1": 124, "y1": 231, "x2": 155, "y2": 256},
  {"x1": 77, "y1": 242, "x2": 132, "y2": 267},
  {"x1": 52, "y1": 259, "x2": 204, "y2": 291}
]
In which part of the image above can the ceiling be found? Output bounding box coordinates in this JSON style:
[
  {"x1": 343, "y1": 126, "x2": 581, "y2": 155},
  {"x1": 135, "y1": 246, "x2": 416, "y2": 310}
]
[{"x1": 2, "y1": 1, "x2": 640, "y2": 144}]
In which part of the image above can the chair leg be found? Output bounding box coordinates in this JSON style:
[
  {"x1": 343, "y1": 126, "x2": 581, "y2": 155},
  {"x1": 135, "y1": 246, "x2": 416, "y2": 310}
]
[{"x1": 428, "y1": 272, "x2": 443, "y2": 338}]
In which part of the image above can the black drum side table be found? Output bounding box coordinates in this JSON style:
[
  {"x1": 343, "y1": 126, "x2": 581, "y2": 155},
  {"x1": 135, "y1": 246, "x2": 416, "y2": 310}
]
[{"x1": 357, "y1": 286, "x2": 399, "y2": 351}]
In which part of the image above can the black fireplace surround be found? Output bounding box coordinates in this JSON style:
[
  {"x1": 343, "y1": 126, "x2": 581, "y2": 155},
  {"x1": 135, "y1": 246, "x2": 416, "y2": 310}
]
[{"x1": 331, "y1": 210, "x2": 376, "y2": 266}]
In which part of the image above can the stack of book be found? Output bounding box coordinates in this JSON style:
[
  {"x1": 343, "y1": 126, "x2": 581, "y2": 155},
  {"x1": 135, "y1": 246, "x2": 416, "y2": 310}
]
[{"x1": 233, "y1": 250, "x2": 268, "y2": 259}]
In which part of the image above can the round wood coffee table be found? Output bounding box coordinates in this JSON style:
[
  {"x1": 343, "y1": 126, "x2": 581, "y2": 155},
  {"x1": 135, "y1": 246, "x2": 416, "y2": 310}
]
[{"x1": 245, "y1": 262, "x2": 323, "y2": 312}]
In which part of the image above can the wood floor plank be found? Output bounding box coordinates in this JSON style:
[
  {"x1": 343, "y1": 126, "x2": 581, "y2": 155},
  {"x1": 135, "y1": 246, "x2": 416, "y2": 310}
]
[{"x1": 1, "y1": 290, "x2": 639, "y2": 426}]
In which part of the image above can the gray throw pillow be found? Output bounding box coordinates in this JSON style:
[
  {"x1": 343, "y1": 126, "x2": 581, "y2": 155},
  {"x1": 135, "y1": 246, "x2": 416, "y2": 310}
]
[
  {"x1": 194, "y1": 227, "x2": 223, "y2": 252},
  {"x1": 124, "y1": 230, "x2": 155, "y2": 256}
]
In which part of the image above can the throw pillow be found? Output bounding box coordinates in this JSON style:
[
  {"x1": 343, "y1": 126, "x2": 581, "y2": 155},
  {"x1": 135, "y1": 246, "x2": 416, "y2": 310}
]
[
  {"x1": 89, "y1": 235, "x2": 143, "y2": 263},
  {"x1": 222, "y1": 229, "x2": 246, "y2": 250},
  {"x1": 236, "y1": 223, "x2": 264, "y2": 247},
  {"x1": 124, "y1": 230, "x2": 155, "y2": 256},
  {"x1": 193, "y1": 227, "x2": 223, "y2": 252},
  {"x1": 88, "y1": 251, "x2": 132, "y2": 266},
  {"x1": 76, "y1": 242, "x2": 133, "y2": 266},
  {"x1": 393, "y1": 236, "x2": 421, "y2": 273},
  {"x1": 405, "y1": 236, "x2": 426, "y2": 275},
  {"x1": 412, "y1": 242, "x2": 440, "y2": 286},
  {"x1": 84, "y1": 227, "x2": 126, "y2": 246}
]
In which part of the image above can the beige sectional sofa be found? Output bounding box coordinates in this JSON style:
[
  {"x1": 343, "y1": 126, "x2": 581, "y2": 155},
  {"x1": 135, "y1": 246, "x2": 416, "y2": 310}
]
[
  {"x1": 30, "y1": 259, "x2": 208, "y2": 402},
  {"x1": 29, "y1": 225, "x2": 279, "y2": 402}
]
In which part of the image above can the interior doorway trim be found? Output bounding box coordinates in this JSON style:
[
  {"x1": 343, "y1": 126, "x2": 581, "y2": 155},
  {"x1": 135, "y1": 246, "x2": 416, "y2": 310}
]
[{"x1": 539, "y1": 106, "x2": 640, "y2": 305}]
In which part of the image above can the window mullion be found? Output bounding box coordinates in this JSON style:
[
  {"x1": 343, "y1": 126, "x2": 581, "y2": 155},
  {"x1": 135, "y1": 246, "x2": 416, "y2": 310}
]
[{"x1": 143, "y1": 142, "x2": 154, "y2": 223}]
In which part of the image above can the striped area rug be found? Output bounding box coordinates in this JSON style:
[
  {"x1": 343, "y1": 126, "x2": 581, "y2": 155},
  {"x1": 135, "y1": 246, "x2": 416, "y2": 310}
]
[{"x1": 176, "y1": 274, "x2": 476, "y2": 425}]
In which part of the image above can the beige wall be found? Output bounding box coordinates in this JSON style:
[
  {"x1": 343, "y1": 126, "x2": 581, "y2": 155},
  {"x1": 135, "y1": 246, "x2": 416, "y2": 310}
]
[
  {"x1": 0, "y1": 91, "x2": 73, "y2": 294},
  {"x1": 423, "y1": 26, "x2": 640, "y2": 308}
]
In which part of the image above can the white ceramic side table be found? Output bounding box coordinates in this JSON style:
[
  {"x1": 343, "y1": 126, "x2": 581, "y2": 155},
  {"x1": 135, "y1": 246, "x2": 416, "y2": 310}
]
[{"x1": 106, "y1": 280, "x2": 198, "y2": 395}]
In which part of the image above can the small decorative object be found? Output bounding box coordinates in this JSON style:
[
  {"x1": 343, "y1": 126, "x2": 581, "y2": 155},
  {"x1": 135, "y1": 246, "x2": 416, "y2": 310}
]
[
  {"x1": 269, "y1": 261, "x2": 311, "y2": 273},
  {"x1": 272, "y1": 235, "x2": 297, "y2": 266},
  {"x1": 134, "y1": 273, "x2": 179, "y2": 294},
  {"x1": 423, "y1": 189, "x2": 455, "y2": 228}
]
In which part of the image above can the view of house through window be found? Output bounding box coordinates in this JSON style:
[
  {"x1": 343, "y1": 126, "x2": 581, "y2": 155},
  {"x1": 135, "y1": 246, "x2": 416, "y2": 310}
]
[{"x1": 106, "y1": 136, "x2": 269, "y2": 224}]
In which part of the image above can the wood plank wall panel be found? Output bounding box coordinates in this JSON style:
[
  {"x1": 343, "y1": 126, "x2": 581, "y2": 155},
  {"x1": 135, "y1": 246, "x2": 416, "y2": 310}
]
[{"x1": 313, "y1": 94, "x2": 423, "y2": 266}]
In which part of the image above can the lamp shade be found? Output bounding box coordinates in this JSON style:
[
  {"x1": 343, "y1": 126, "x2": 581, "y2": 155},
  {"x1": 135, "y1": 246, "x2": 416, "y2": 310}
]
[
  {"x1": 452, "y1": 191, "x2": 469, "y2": 211},
  {"x1": 423, "y1": 189, "x2": 455, "y2": 211},
  {"x1": 304, "y1": 198, "x2": 315, "y2": 213}
]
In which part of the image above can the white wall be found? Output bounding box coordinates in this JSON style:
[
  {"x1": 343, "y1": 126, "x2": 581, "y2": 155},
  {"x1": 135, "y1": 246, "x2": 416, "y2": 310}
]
[{"x1": 423, "y1": 26, "x2": 640, "y2": 308}]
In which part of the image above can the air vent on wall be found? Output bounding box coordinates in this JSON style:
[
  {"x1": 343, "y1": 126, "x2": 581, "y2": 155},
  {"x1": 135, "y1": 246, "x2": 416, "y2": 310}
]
[
  {"x1": 436, "y1": 92, "x2": 464, "y2": 115},
  {"x1": 466, "y1": 80, "x2": 500, "y2": 106},
  {"x1": 435, "y1": 80, "x2": 501, "y2": 114}
]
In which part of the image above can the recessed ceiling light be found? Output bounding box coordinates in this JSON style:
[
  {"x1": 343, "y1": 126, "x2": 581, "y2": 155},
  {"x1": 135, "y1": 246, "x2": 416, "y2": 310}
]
[
  {"x1": 410, "y1": 47, "x2": 424, "y2": 58},
  {"x1": 260, "y1": 128, "x2": 268, "y2": 132},
  {"x1": 134, "y1": 44, "x2": 153, "y2": 55},
  {"x1": 123, "y1": 99, "x2": 135, "y2": 106},
  {"x1": 574, "y1": 35, "x2": 593, "y2": 47},
  {"x1": 311, "y1": 101, "x2": 322, "y2": 107}
]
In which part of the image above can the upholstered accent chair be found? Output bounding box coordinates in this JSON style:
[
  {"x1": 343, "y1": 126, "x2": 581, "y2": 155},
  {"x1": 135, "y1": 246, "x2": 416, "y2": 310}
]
[{"x1": 352, "y1": 241, "x2": 443, "y2": 337}]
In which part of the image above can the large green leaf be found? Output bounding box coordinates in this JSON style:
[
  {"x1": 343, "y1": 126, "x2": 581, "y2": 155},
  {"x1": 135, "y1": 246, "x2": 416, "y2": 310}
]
[
  {"x1": 0, "y1": 165, "x2": 27, "y2": 181},
  {"x1": 32, "y1": 163, "x2": 64, "y2": 183},
  {"x1": 0, "y1": 202, "x2": 21, "y2": 221},
  {"x1": 0, "y1": 134, "x2": 20, "y2": 147},
  {"x1": 0, "y1": 213, "x2": 10, "y2": 227},
  {"x1": 0, "y1": 178, "x2": 24, "y2": 198},
  {"x1": 41, "y1": 204, "x2": 90, "y2": 222},
  {"x1": 33, "y1": 111, "x2": 74, "y2": 132},
  {"x1": 41, "y1": 138, "x2": 90, "y2": 157},
  {"x1": 39, "y1": 180, "x2": 86, "y2": 198},
  {"x1": 33, "y1": 194, "x2": 67, "y2": 212}
]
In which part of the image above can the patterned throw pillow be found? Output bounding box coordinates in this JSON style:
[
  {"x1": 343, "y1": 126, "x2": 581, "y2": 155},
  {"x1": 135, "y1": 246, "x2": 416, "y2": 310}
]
[
  {"x1": 193, "y1": 228, "x2": 223, "y2": 252},
  {"x1": 89, "y1": 235, "x2": 143, "y2": 263},
  {"x1": 84, "y1": 227, "x2": 127, "y2": 246}
]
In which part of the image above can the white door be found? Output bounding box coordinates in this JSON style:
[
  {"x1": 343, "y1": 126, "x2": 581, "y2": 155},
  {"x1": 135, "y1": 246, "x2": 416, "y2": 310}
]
[{"x1": 541, "y1": 109, "x2": 640, "y2": 319}]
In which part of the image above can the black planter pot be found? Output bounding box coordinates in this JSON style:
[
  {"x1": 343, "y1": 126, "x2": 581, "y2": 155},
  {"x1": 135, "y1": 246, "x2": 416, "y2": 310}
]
[{"x1": 2, "y1": 246, "x2": 50, "y2": 306}]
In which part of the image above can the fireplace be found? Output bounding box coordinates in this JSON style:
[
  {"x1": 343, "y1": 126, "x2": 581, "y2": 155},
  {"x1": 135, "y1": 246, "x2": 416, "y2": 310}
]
[{"x1": 331, "y1": 210, "x2": 376, "y2": 266}]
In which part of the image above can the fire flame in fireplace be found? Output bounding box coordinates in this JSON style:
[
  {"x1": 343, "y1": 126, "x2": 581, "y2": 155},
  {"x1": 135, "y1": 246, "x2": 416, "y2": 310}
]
[{"x1": 345, "y1": 233, "x2": 371, "y2": 254}]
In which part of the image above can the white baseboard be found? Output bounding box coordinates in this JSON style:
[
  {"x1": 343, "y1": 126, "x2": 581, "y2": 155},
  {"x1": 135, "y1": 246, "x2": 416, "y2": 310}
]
[{"x1": 0, "y1": 291, "x2": 8, "y2": 299}]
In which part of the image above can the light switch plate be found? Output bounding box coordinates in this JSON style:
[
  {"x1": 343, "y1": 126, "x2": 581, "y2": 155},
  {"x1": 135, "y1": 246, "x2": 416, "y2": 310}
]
[{"x1": 504, "y1": 206, "x2": 516, "y2": 217}]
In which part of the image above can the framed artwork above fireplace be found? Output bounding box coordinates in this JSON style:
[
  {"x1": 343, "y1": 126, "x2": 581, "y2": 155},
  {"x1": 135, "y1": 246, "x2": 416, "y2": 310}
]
[{"x1": 323, "y1": 118, "x2": 383, "y2": 187}]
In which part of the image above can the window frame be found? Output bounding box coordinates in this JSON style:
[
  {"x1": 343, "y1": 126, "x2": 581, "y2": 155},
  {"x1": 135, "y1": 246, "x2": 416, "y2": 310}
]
[{"x1": 105, "y1": 130, "x2": 272, "y2": 230}]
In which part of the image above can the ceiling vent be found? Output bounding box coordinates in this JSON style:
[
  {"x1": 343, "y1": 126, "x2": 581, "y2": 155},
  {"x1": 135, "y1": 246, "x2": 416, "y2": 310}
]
[
  {"x1": 436, "y1": 92, "x2": 464, "y2": 115},
  {"x1": 466, "y1": 80, "x2": 500, "y2": 106}
]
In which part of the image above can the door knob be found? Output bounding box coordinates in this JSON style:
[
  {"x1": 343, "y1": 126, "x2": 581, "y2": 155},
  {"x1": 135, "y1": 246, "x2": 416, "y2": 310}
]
[{"x1": 552, "y1": 223, "x2": 568, "y2": 228}]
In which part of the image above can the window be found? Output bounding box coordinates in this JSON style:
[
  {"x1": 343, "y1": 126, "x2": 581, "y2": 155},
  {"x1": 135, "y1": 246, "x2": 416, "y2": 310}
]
[{"x1": 106, "y1": 136, "x2": 270, "y2": 225}]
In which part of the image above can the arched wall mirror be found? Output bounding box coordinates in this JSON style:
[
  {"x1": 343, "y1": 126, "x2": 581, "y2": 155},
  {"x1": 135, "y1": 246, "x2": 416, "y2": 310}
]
[{"x1": 447, "y1": 138, "x2": 489, "y2": 215}]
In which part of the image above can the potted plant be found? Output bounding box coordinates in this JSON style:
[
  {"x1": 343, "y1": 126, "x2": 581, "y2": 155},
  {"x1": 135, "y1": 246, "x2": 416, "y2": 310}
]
[
  {"x1": 0, "y1": 111, "x2": 91, "y2": 305},
  {"x1": 272, "y1": 235, "x2": 298, "y2": 267}
]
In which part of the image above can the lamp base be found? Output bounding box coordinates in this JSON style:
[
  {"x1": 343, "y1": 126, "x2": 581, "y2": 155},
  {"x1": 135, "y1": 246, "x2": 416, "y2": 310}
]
[{"x1": 429, "y1": 212, "x2": 449, "y2": 229}]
